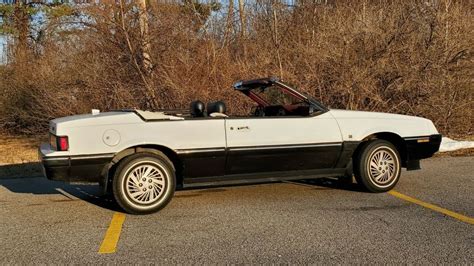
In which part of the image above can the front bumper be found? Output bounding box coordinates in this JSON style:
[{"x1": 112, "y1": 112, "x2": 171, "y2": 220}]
[
  {"x1": 39, "y1": 144, "x2": 114, "y2": 183},
  {"x1": 404, "y1": 134, "x2": 442, "y2": 160}
]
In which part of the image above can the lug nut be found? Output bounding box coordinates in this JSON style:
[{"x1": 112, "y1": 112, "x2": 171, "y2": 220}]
[
  {"x1": 142, "y1": 178, "x2": 146, "y2": 181},
  {"x1": 148, "y1": 179, "x2": 152, "y2": 183},
  {"x1": 139, "y1": 183, "x2": 143, "y2": 187},
  {"x1": 143, "y1": 188, "x2": 147, "y2": 192},
  {"x1": 149, "y1": 186, "x2": 152, "y2": 189}
]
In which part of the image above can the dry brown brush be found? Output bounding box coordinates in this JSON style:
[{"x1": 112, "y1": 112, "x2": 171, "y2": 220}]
[{"x1": 0, "y1": 0, "x2": 472, "y2": 136}]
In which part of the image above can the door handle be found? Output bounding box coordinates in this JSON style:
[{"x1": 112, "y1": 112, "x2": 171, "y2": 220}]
[{"x1": 237, "y1": 126, "x2": 249, "y2": 130}]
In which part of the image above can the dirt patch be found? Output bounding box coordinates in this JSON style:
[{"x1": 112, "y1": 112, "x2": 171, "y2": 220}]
[
  {"x1": 0, "y1": 133, "x2": 47, "y2": 165},
  {"x1": 0, "y1": 134, "x2": 46, "y2": 178},
  {"x1": 435, "y1": 148, "x2": 474, "y2": 157}
]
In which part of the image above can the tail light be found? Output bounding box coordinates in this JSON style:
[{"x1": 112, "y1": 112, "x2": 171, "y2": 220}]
[{"x1": 50, "y1": 134, "x2": 69, "y2": 151}]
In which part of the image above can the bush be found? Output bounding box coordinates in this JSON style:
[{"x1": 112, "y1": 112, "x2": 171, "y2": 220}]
[{"x1": 0, "y1": 0, "x2": 472, "y2": 136}]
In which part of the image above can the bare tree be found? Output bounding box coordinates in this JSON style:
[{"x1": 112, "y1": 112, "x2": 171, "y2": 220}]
[
  {"x1": 237, "y1": 0, "x2": 246, "y2": 38},
  {"x1": 272, "y1": 2, "x2": 283, "y2": 78},
  {"x1": 136, "y1": 0, "x2": 153, "y2": 73},
  {"x1": 118, "y1": 0, "x2": 158, "y2": 109},
  {"x1": 10, "y1": 0, "x2": 30, "y2": 61},
  {"x1": 224, "y1": 0, "x2": 234, "y2": 45}
]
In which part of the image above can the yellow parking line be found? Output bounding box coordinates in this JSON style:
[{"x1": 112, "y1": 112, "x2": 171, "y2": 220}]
[
  {"x1": 98, "y1": 212, "x2": 126, "y2": 254},
  {"x1": 388, "y1": 190, "x2": 474, "y2": 225}
]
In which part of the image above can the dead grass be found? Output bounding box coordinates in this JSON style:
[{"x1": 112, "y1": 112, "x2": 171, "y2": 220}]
[
  {"x1": 434, "y1": 148, "x2": 474, "y2": 157},
  {"x1": 0, "y1": 133, "x2": 47, "y2": 165}
]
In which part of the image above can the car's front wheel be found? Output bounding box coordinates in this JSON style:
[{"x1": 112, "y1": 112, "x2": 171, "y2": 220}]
[
  {"x1": 112, "y1": 152, "x2": 176, "y2": 214},
  {"x1": 354, "y1": 140, "x2": 401, "y2": 192}
]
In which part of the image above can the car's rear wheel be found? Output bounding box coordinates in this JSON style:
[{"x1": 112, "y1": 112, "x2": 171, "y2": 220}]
[
  {"x1": 354, "y1": 140, "x2": 401, "y2": 192},
  {"x1": 112, "y1": 152, "x2": 175, "y2": 214}
]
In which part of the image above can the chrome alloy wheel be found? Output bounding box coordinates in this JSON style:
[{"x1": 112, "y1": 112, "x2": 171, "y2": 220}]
[
  {"x1": 123, "y1": 162, "x2": 167, "y2": 205},
  {"x1": 366, "y1": 146, "x2": 400, "y2": 188}
]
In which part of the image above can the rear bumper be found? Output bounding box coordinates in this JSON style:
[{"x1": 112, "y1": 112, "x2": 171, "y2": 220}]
[
  {"x1": 39, "y1": 144, "x2": 113, "y2": 182},
  {"x1": 404, "y1": 134, "x2": 442, "y2": 161}
]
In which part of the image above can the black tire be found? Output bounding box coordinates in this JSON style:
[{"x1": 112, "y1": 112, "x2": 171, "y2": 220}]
[
  {"x1": 112, "y1": 152, "x2": 176, "y2": 214},
  {"x1": 354, "y1": 140, "x2": 401, "y2": 193}
]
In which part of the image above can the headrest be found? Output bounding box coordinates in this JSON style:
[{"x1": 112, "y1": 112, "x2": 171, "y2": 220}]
[
  {"x1": 207, "y1": 101, "x2": 226, "y2": 114},
  {"x1": 190, "y1": 100, "x2": 205, "y2": 117}
]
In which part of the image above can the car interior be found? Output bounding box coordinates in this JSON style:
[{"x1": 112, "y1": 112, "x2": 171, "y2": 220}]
[
  {"x1": 188, "y1": 100, "x2": 311, "y2": 118},
  {"x1": 190, "y1": 100, "x2": 228, "y2": 118},
  {"x1": 253, "y1": 104, "x2": 311, "y2": 117},
  {"x1": 187, "y1": 82, "x2": 314, "y2": 119}
]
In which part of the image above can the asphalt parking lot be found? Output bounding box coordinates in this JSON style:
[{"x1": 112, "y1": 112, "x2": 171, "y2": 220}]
[{"x1": 0, "y1": 156, "x2": 472, "y2": 264}]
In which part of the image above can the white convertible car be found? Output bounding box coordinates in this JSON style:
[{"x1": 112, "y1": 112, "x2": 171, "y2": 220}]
[{"x1": 39, "y1": 77, "x2": 441, "y2": 214}]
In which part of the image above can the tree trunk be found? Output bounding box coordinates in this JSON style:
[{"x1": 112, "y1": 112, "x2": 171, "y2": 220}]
[
  {"x1": 272, "y1": 4, "x2": 283, "y2": 79},
  {"x1": 13, "y1": 0, "x2": 30, "y2": 62},
  {"x1": 224, "y1": 0, "x2": 234, "y2": 45},
  {"x1": 237, "y1": 0, "x2": 246, "y2": 38},
  {"x1": 137, "y1": 0, "x2": 153, "y2": 73},
  {"x1": 119, "y1": 0, "x2": 158, "y2": 109}
]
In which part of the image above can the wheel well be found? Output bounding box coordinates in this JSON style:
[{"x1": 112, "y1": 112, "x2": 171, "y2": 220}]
[
  {"x1": 106, "y1": 145, "x2": 184, "y2": 189},
  {"x1": 354, "y1": 132, "x2": 408, "y2": 167}
]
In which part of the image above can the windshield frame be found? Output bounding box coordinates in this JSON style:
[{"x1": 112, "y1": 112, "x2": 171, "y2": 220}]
[{"x1": 234, "y1": 78, "x2": 328, "y2": 114}]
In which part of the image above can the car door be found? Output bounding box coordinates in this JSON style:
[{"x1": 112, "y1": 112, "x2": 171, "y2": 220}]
[{"x1": 224, "y1": 112, "x2": 343, "y2": 175}]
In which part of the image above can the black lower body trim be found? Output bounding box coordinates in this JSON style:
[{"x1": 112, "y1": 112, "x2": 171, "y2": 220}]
[
  {"x1": 225, "y1": 143, "x2": 343, "y2": 175},
  {"x1": 177, "y1": 143, "x2": 346, "y2": 178},
  {"x1": 404, "y1": 134, "x2": 442, "y2": 161},
  {"x1": 335, "y1": 141, "x2": 361, "y2": 168},
  {"x1": 183, "y1": 168, "x2": 346, "y2": 188},
  {"x1": 176, "y1": 148, "x2": 226, "y2": 177},
  {"x1": 40, "y1": 153, "x2": 113, "y2": 182}
]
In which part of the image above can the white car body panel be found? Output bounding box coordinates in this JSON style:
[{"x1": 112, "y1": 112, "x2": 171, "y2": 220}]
[
  {"x1": 226, "y1": 112, "x2": 342, "y2": 147},
  {"x1": 45, "y1": 109, "x2": 438, "y2": 158},
  {"x1": 328, "y1": 110, "x2": 439, "y2": 141},
  {"x1": 50, "y1": 113, "x2": 226, "y2": 156}
]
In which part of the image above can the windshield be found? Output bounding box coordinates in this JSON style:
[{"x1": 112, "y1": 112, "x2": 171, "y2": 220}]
[
  {"x1": 234, "y1": 78, "x2": 328, "y2": 115},
  {"x1": 253, "y1": 85, "x2": 305, "y2": 106}
]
